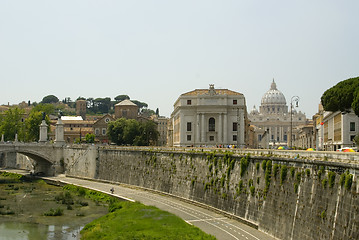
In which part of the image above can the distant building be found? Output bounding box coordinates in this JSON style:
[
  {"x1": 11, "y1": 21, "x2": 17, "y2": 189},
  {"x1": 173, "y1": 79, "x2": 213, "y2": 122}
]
[
  {"x1": 76, "y1": 99, "x2": 87, "y2": 120},
  {"x1": 151, "y1": 115, "x2": 169, "y2": 146},
  {"x1": 170, "y1": 84, "x2": 247, "y2": 147},
  {"x1": 93, "y1": 114, "x2": 115, "y2": 143},
  {"x1": 114, "y1": 99, "x2": 138, "y2": 119},
  {"x1": 49, "y1": 116, "x2": 94, "y2": 143},
  {"x1": 248, "y1": 80, "x2": 307, "y2": 148}
]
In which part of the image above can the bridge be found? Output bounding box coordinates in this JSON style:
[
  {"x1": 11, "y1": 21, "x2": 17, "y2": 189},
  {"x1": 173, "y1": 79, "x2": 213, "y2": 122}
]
[{"x1": 0, "y1": 142, "x2": 65, "y2": 175}]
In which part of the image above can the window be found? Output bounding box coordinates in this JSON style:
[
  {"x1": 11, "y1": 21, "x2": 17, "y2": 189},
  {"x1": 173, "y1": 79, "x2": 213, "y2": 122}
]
[
  {"x1": 233, "y1": 135, "x2": 237, "y2": 141},
  {"x1": 209, "y1": 136, "x2": 214, "y2": 141},
  {"x1": 209, "y1": 118, "x2": 215, "y2": 131},
  {"x1": 187, "y1": 100, "x2": 192, "y2": 105},
  {"x1": 233, "y1": 122, "x2": 238, "y2": 132},
  {"x1": 271, "y1": 135, "x2": 274, "y2": 140},
  {"x1": 95, "y1": 128, "x2": 100, "y2": 135},
  {"x1": 258, "y1": 135, "x2": 262, "y2": 141},
  {"x1": 187, "y1": 135, "x2": 192, "y2": 141},
  {"x1": 350, "y1": 135, "x2": 356, "y2": 142},
  {"x1": 187, "y1": 122, "x2": 192, "y2": 131},
  {"x1": 284, "y1": 135, "x2": 287, "y2": 141},
  {"x1": 350, "y1": 122, "x2": 355, "y2": 131},
  {"x1": 233, "y1": 100, "x2": 237, "y2": 105},
  {"x1": 102, "y1": 128, "x2": 106, "y2": 135}
]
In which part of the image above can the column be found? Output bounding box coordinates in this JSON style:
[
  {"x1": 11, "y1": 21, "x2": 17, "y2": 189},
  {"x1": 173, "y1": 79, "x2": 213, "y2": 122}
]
[
  {"x1": 239, "y1": 110, "x2": 245, "y2": 148},
  {"x1": 39, "y1": 120, "x2": 48, "y2": 143},
  {"x1": 55, "y1": 118, "x2": 65, "y2": 145},
  {"x1": 196, "y1": 114, "x2": 200, "y2": 145},
  {"x1": 223, "y1": 114, "x2": 227, "y2": 144},
  {"x1": 218, "y1": 113, "x2": 222, "y2": 144},
  {"x1": 201, "y1": 114, "x2": 205, "y2": 143}
]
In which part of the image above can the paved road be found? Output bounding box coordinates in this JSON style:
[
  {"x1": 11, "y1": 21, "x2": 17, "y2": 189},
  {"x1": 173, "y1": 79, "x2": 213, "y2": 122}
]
[
  {"x1": 2, "y1": 169, "x2": 276, "y2": 240},
  {"x1": 46, "y1": 175, "x2": 276, "y2": 240}
]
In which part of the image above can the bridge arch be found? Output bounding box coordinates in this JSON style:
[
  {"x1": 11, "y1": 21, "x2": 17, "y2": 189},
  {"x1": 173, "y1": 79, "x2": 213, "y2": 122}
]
[{"x1": 0, "y1": 146, "x2": 55, "y2": 176}]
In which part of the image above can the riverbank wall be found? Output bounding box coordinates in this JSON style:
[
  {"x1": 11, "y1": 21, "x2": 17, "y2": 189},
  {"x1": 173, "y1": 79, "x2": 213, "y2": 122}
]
[{"x1": 62, "y1": 146, "x2": 359, "y2": 239}]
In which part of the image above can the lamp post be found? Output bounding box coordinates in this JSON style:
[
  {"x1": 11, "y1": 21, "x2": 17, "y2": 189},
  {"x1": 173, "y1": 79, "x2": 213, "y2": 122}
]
[{"x1": 290, "y1": 96, "x2": 299, "y2": 149}]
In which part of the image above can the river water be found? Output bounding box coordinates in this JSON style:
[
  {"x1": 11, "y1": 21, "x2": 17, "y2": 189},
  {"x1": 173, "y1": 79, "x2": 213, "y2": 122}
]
[
  {"x1": 0, "y1": 222, "x2": 82, "y2": 240},
  {"x1": 0, "y1": 175, "x2": 108, "y2": 240}
]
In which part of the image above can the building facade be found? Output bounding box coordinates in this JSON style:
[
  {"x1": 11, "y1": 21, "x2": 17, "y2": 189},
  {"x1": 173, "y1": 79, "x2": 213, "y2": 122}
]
[
  {"x1": 93, "y1": 114, "x2": 115, "y2": 143},
  {"x1": 170, "y1": 84, "x2": 247, "y2": 147},
  {"x1": 114, "y1": 99, "x2": 138, "y2": 119},
  {"x1": 249, "y1": 80, "x2": 307, "y2": 148},
  {"x1": 319, "y1": 110, "x2": 359, "y2": 151}
]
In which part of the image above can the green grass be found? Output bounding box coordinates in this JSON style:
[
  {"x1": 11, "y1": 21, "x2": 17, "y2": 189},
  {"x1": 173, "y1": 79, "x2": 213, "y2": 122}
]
[{"x1": 81, "y1": 201, "x2": 216, "y2": 240}]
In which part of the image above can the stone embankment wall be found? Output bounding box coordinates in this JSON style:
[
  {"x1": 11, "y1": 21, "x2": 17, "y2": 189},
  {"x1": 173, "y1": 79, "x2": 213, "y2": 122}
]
[{"x1": 64, "y1": 147, "x2": 359, "y2": 240}]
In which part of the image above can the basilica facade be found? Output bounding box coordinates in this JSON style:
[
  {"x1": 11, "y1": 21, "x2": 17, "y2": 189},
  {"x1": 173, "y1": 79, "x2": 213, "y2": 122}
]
[{"x1": 248, "y1": 80, "x2": 307, "y2": 148}]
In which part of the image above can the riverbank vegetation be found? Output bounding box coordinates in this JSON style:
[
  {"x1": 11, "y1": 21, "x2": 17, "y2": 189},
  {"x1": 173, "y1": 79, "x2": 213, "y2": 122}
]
[
  {"x1": 64, "y1": 184, "x2": 216, "y2": 239},
  {"x1": 0, "y1": 172, "x2": 215, "y2": 239}
]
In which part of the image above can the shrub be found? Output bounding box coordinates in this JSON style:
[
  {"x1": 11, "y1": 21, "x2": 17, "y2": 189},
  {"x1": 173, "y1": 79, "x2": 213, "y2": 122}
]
[
  {"x1": 290, "y1": 167, "x2": 295, "y2": 178},
  {"x1": 240, "y1": 156, "x2": 249, "y2": 177},
  {"x1": 328, "y1": 171, "x2": 336, "y2": 188},
  {"x1": 339, "y1": 173, "x2": 346, "y2": 187},
  {"x1": 248, "y1": 179, "x2": 253, "y2": 187},
  {"x1": 321, "y1": 210, "x2": 326, "y2": 220},
  {"x1": 273, "y1": 164, "x2": 279, "y2": 179},
  {"x1": 280, "y1": 165, "x2": 287, "y2": 185},
  {"x1": 256, "y1": 162, "x2": 260, "y2": 171},
  {"x1": 345, "y1": 174, "x2": 353, "y2": 190},
  {"x1": 294, "y1": 183, "x2": 299, "y2": 193},
  {"x1": 238, "y1": 180, "x2": 244, "y2": 193},
  {"x1": 44, "y1": 208, "x2": 63, "y2": 216},
  {"x1": 250, "y1": 186, "x2": 255, "y2": 196},
  {"x1": 261, "y1": 160, "x2": 267, "y2": 171}
]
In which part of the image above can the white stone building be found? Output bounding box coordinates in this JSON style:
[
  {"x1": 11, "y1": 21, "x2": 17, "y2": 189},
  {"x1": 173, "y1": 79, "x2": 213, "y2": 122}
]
[
  {"x1": 320, "y1": 110, "x2": 359, "y2": 151},
  {"x1": 249, "y1": 80, "x2": 307, "y2": 148},
  {"x1": 170, "y1": 84, "x2": 247, "y2": 147}
]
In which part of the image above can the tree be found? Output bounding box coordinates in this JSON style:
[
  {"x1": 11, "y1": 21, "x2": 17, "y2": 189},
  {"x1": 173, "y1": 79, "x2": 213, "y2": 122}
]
[
  {"x1": 321, "y1": 77, "x2": 359, "y2": 115},
  {"x1": 107, "y1": 118, "x2": 159, "y2": 146},
  {"x1": 114, "y1": 95, "x2": 130, "y2": 102},
  {"x1": 85, "y1": 133, "x2": 95, "y2": 143},
  {"x1": 0, "y1": 107, "x2": 25, "y2": 141},
  {"x1": 41, "y1": 95, "x2": 59, "y2": 104},
  {"x1": 32, "y1": 103, "x2": 56, "y2": 116},
  {"x1": 131, "y1": 100, "x2": 148, "y2": 110},
  {"x1": 25, "y1": 111, "x2": 50, "y2": 142}
]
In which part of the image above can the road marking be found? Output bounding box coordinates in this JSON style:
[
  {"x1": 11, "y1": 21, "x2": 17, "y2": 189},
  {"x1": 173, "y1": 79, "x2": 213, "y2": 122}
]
[{"x1": 187, "y1": 217, "x2": 227, "y2": 223}]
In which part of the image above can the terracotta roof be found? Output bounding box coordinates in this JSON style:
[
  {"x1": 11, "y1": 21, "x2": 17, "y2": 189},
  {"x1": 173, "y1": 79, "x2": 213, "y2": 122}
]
[
  {"x1": 115, "y1": 99, "x2": 137, "y2": 107},
  {"x1": 182, "y1": 89, "x2": 243, "y2": 96}
]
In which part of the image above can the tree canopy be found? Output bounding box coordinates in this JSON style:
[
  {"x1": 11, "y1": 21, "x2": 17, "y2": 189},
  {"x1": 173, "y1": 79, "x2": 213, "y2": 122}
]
[
  {"x1": 114, "y1": 95, "x2": 130, "y2": 102},
  {"x1": 41, "y1": 95, "x2": 59, "y2": 104},
  {"x1": 107, "y1": 118, "x2": 159, "y2": 146},
  {"x1": 321, "y1": 76, "x2": 359, "y2": 116}
]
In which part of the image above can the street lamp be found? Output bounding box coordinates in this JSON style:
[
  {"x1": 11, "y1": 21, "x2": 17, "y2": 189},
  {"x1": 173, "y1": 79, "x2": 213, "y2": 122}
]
[{"x1": 290, "y1": 96, "x2": 299, "y2": 149}]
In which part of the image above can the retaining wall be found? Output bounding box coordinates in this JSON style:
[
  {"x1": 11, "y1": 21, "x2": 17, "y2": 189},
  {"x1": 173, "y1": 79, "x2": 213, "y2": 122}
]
[{"x1": 64, "y1": 147, "x2": 359, "y2": 240}]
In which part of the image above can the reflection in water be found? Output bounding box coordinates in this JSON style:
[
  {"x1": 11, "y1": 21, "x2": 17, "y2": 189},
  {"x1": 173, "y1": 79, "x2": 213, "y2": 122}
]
[{"x1": 0, "y1": 222, "x2": 83, "y2": 240}]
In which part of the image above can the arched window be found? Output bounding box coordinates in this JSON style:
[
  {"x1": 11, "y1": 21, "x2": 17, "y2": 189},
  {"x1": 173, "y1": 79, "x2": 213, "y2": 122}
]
[{"x1": 209, "y1": 118, "x2": 215, "y2": 131}]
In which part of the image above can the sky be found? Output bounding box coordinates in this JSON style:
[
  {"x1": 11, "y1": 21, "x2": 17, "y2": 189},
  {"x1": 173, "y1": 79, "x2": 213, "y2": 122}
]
[{"x1": 1, "y1": 1, "x2": 358, "y2": 118}]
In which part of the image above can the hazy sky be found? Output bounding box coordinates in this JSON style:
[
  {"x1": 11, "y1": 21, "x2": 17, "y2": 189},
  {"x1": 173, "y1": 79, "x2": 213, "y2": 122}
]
[{"x1": 1, "y1": 1, "x2": 358, "y2": 118}]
